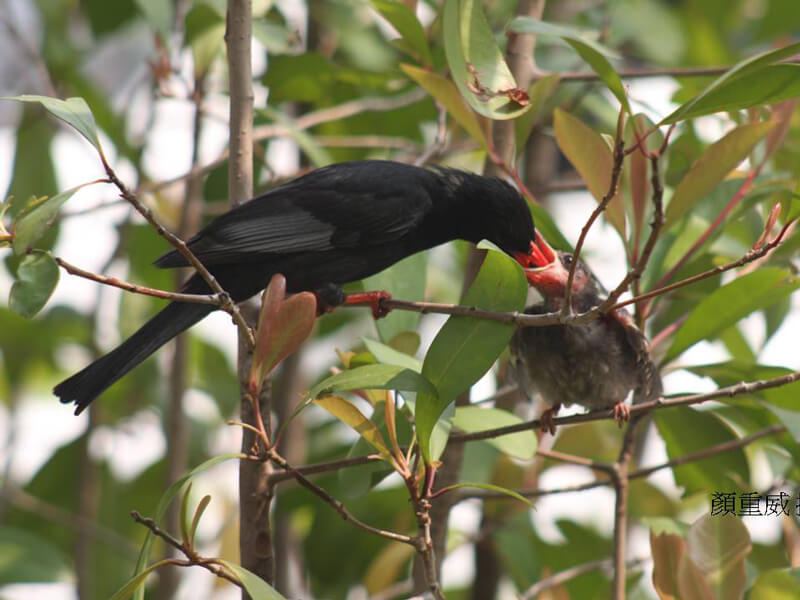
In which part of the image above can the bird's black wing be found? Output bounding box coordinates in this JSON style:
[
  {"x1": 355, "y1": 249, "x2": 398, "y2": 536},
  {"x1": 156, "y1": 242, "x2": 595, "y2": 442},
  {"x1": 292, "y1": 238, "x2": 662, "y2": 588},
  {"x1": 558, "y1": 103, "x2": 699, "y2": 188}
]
[{"x1": 155, "y1": 168, "x2": 433, "y2": 268}]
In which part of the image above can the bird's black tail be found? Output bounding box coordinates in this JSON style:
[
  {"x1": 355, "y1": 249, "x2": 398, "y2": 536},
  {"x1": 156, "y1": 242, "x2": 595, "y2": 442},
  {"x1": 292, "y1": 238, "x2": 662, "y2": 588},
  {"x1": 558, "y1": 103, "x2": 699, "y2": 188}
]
[{"x1": 54, "y1": 299, "x2": 215, "y2": 415}]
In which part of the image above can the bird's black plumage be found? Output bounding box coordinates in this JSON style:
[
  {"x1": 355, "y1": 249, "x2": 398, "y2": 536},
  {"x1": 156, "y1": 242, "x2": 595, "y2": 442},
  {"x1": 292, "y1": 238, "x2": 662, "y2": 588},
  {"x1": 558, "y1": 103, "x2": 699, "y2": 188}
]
[
  {"x1": 55, "y1": 160, "x2": 536, "y2": 413},
  {"x1": 510, "y1": 236, "x2": 661, "y2": 432}
]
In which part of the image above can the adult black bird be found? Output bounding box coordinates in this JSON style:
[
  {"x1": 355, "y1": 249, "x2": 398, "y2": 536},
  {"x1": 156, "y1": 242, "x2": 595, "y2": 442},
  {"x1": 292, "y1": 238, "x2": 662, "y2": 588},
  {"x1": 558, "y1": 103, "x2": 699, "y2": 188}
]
[
  {"x1": 55, "y1": 160, "x2": 538, "y2": 414},
  {"x1": 510, "y1": 232, "x2": 662, "y2": 434}
]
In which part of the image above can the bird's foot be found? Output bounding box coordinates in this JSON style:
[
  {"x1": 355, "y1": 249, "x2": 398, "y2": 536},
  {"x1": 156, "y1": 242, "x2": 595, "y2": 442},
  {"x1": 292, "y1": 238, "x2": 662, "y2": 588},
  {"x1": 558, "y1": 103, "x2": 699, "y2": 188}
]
[
  {"x1": 612, "y1": 401, "x2": 631, "y2": 427},
  {"x1": 343, "y1": 290, "x2": 393, "y2": 319},
  {"x1": 540, "y1": 403, "x2": 561, "y2": 435}
]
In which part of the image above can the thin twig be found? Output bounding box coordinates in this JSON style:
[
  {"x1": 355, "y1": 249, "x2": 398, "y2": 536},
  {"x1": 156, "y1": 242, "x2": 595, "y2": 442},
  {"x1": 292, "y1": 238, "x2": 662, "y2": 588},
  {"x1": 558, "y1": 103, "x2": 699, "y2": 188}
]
[
  {"x1": 536, "y1": 448, "x2": 615, "y2": 474},
  {"x1": 449, "y1": 370, "x2": 800, "y2": 443},
  {"x1": 101, "y1": 164, "x2": 255, "y2": 347},
  {"x1": 130, "y1": 511, "x2": 242, "y2": 587},
  {"x1": 562, "y1": 111, "x2": 625, "y2": 317},
  {"x1": 611, "y1": 415, "x2": 642, "y2": 599},
  {"x1": 519, "y1": 557, "x2": 648, "y2": 599},
  {"x1": 55, "y1": 257, "x2": 221, "y2": 305},
  {"x1": 459, "y1": 423, "x2": 786, "y2": 501}
]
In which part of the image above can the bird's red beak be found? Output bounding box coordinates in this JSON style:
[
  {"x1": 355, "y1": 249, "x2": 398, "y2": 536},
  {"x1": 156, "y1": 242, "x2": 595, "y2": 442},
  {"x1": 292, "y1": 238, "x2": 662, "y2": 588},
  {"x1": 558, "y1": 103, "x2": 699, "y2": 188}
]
[
  {"x1": 522, "y1": 232, "x2": 567, "y2": 293},
  {"x1": 513, "y1": 231, "x2": 557, "y2": 269}
]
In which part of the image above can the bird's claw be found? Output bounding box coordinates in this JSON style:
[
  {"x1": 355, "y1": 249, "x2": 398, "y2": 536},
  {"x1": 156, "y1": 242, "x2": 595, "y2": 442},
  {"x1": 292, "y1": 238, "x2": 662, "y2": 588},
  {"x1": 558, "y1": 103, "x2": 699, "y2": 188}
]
[
  {"x1": 612, "y1": 402, "x2": 631, "y2": 427},
  {"x1": 540, "y1": 403, "x2": 561, "y2": 435}
]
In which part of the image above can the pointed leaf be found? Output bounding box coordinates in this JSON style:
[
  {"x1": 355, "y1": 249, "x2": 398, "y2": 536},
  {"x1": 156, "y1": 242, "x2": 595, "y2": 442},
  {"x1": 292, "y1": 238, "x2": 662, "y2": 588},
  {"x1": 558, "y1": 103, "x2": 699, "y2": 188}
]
[
  {"x1": 308, "y1": 364, "x2": 437, "y2": 399},
  {"x1": 400, "y1": 63, "x2": 486, "y2": 144},
  {"x1": 370, "y1": 0, "x2": 432, "y2": 65},
  {"x1": 416, "y1": 245, "x2": 527, "y2": 462},
  {"x1": 217, "y1": 560, "x2": 288, "y2": 599},
  {"x1": 452, "y1": 406, "x2": 537, "y2": 459},
  {"x1": 443, "y1": 0, "x2": 529, "y2": 120},
  {"x1": 110, "y1": 559, "x2": 174, "y2": 600},
  {"x1": 663, "y1": 41, "x2": 800, "y2": 124},
  {"x1": 664, "y1": 268, "x2": 800, "y2": 363},
  {"x1": 438, "y1": 482, "x2": 533, "y2": 506},
  {"x1": 9, "y1": 251, "x2": 59, "y2": 318},
  {"x1": 179, "y1": 482, "x2": 192, "y2": 545},
  {"x1": 667, "y1": 65, "x2": 800, "y2": 122},
  {"x1": 364, "y1": 337, "x2": 422, "y2": 371},
  {"x1": 665, "y1": 121, "x2": 775, "y2": 227},
  {"x1": 553, "y1": 108, "x2": 626, "y2": 238},
  {"x1": 13, "y1": 185, "x2": 82, "y2": 254},
  {"x1": 2, "y1": 95, "x2": 102, "y2": 152},
  {"x1": 315, "y1": 395, "x2": 390, "y2": 457},
  {"x1": 676, "y1": 552, "x2": 715, "y2": 600},
  {"x1": 507, "y1": 17, "x2": 619, "y2": 58},
  {"x1": 687, "y1": 514, "x2": 750, "y2": 600},
  {"x1": 250, "y1": 275, "x2": 316, "y2": 388},
  {"x1": 189, "y1": 495, "x2": 211, "y2": 547}
]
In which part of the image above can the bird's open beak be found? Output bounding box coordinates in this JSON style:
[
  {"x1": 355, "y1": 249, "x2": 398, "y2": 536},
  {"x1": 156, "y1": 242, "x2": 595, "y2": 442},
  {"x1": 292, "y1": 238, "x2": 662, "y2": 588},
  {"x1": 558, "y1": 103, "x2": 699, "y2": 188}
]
[
  {"x1": 513, "y1": 231, "x2": 556, "y2": 270},
  {"x1": 522, "y1": 232, "x2": 562, "y2": 289}
]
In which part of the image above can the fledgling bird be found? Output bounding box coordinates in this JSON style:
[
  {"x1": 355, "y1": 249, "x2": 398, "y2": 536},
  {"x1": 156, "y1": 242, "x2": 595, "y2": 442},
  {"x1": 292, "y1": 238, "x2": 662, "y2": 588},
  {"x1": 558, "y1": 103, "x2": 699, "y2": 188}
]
[
  {"x1": 55, "y1": 160, "x2": 538, "y2": 414},
  {"x1": 510, "y1": 232, "x2": 662, "y2": 434}
]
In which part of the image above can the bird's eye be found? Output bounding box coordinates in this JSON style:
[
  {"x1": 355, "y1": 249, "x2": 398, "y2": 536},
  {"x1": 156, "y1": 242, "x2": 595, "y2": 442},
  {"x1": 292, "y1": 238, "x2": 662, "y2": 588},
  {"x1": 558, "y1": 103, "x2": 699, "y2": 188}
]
[{"x1": 562, "y1": 254, "x2": 574, "y2": 267}]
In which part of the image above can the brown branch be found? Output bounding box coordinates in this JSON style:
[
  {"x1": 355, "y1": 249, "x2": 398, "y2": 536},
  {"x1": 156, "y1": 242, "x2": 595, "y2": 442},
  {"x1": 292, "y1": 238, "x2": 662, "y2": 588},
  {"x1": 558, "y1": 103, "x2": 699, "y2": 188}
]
[
  {"x1": 101, "y1": 164, "x2": 255, "y2": 347},
  {"x1": 536, "y1": 448, "x2": 615, "y2": 474},
  {"x1": 55, "y1": 257, "x2": 221, "y2": 305},
  {"x1": 519, "y1": 557, "x2": 648, "y2": 599},
  {"x1": 264, "y1": 448, "x2": 415, "y2": 546},
  {"x1": 613, "y1": 216, "x2": 794, "y2": 312},
  {"x1": 460, "y1": 423, "x2": 786, "y2": 501},
  {"x1": 130, "y1": 510, "x2": 242, "y2": 588},
  {"x1": 562, "y1": 110, "x2": 625, "y2": 317},
  {"x1": 449, "y1": 370, "x2": 800, "y2": 443},
  {"x1": 267, "y1": 453, "x2": 385, "y2": 485}
]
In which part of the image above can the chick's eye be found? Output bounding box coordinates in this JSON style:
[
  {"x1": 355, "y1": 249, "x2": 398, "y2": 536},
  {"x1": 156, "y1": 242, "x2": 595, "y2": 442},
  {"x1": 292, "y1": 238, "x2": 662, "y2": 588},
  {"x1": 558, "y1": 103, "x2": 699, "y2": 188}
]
[{"x1": 562, "y1": 255, "x2": 573, "y2": 267}]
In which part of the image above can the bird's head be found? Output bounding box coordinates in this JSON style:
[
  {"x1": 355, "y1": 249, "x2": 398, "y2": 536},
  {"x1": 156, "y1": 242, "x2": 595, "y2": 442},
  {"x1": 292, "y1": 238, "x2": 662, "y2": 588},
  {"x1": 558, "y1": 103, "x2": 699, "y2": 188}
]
[{"x1": 517, "y1": 232, "x2": 605, "y2": 311}]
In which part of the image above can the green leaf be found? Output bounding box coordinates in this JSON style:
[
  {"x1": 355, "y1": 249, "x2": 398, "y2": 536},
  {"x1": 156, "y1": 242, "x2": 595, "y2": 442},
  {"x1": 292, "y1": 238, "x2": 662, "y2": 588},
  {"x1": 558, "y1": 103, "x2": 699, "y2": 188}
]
[
  {"x1": 663, "y1": 41, "x2": 800, "y2": 124},
  {"x1": 111, "y1": 559, "x2": 174, "y2": 600},
  {"x1": 668, "y1": 65, "x2": 800, "y2": 122},
  {"x1": 505, "y1": 18, "x2": 631, "y2": 116},
  {"x1": 308, "y1": 364, "x2": 437, "y2": 400},
  {"x1": 400, "y1": 63, "x2": 486, "y2": 145},
  {"x1": 0, "y1": 526, "x2": 69, "y2": 584},
  {"x1": 2, "y1": 95, "x2": 102, "y2": 152},
  {"x1": 452, "y1": 406, "x2": 536, "y2": 459},
  {"x1": 9, "y1": 251, "x2": 59, "y2": 318},
  {"x1": 217, "y1": 559, "x2": 288, "y2": 599},
  {"x1": 749, "y1": 569, "x2": 800, "y2": 600},
  {"x1": 132, "y1": 453, "x2": 244, "y2": 600},
  {"x1": 363, "y1": 337, "x2": 422, "y2": 372},
  {"x1": 553, "y1": 108, "x2": 626, "y2": 238},
  {"x1": 438, "y1": 482, "x2": 533, "y2": 506},
  {"x1": 134, "y1": 0, "x2": 173, "y2": 41},
  {"x1": 179, "y1": 482, "x2": 192, "y2": 545},
  {"x1": 507, "y1": 17, "x2": 619, "y2": 59},
  {"x1": 665, "y1": 121, "x2": 775, "y2": 227},
  {"x1": 315, "y1": 395, "x2": 391, "y2": 457},
  {"x1": 361, "y1": 252, "x2": 426, "y2": 343},
  {"x1": 443, "y1": 0, "x2": 529, "y2": 120},
  {"x1": 189, "y1": 495, "x2": 211, "y2": 547},
  {"x1": 654, "y1": 408, "x2": 749, "y2": 496},
  {"x1": 370, "y1": 0, "x2": 432, "y2": 65},
  {"x1": 664, "y1": 268, "x2": 800, "y2": 363},
  {"x1": 13, "y1": 185, "x2": 82, "y2": 254},
  {"x1": 416, "y1": 246, "x2": 527, "y2": 462}
]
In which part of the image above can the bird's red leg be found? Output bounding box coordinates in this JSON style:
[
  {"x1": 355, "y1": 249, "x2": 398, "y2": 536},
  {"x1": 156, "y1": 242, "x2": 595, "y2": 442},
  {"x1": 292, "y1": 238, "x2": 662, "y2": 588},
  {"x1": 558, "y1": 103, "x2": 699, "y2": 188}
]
[
  {"x1": 342, "y1": 290, "x2": 393, "y2": 319},
  {"x1": 540, "y1": 403, "x2": 561, "y2": 435},
  {"x1": 612, "y1": 401, "x2": 631, "y2": 427}
]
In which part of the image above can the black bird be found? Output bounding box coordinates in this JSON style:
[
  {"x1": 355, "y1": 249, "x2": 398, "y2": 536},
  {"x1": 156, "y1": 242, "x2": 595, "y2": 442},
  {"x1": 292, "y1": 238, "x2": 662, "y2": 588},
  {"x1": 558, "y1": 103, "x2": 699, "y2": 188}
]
[
  {"x1": 510, "y1": 232, "x2": 662, "y2": 434},
  {"x1": 55, "y1": 160, "x2": 538, "y2": 414}
]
